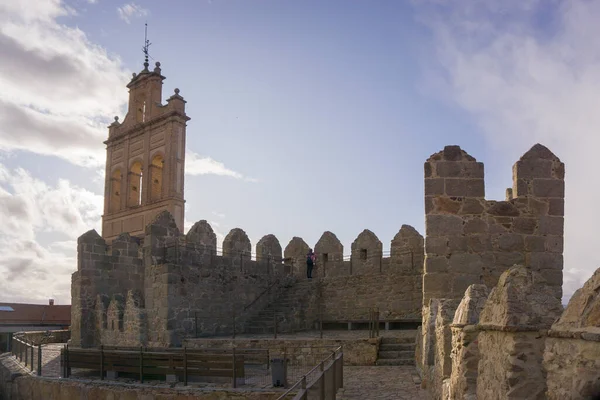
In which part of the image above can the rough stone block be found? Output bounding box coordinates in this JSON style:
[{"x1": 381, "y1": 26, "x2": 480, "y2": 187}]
[
  {"x1": 545, "y1": 236, "x2": 563, "y2": 253},
  {"x1": 434, "y1": 196, "x2": 461, "y2": 214},
  {"x1": 524, "y1": 236, "x2": 546, "y2": 252},
  {"x1": 425, "y1": 237, "x2": 449, "y2": 255},
  {"x1": 463, "y1": 218, "x2": 488, "y2": 234},
  {"x1": 424, "y1": 273, "x2": 452, "y2": 297},
  {"x1": 424, "y1": 162, "x2": 432, "y2": 177},
  {"x1": 448, "y1": 236, "x2": 468, "y2": 252},
  {"x1": 512, "y1": 217, "x2": 537, "y2": 234},
  {"x1": 494, "y1": 251, "x2": 525, "y2": 268},
  {"x1": 449, "y1": 253, "x2": 483, "y2": 275},
  {"x1": 486, "y1": 201, "x2": 520, "y2": 217},
  {"x1": 426, "y1": 215, "x2": 464, "y2": 236},
  {"x1": 467, "y1": 235, "x2": 492, "y2": 252},
  {"x1": 435, "y1": 162, "x2": 462, "y2": 177},
  {"x1": 425, "y1": 256, "x2": 449, "y2": 273},
  {"x1": 460, "y1": 198, "x2": 485, "y2": 215},
  {"x1": 527, "y1": 252, "x2": 563, "y2": 271},
  {"x1": 513, "y1": 178, "x2": 529, "y2": 197},
  {"x1": 445, "y1": 178, "x2": 485, "y2": 197},
  {"x1": 548, "y1": 198, "x2": 564, "y2": 216},
  {"x1": 552, "y1": 161, "x2": 565, "y2": 179},
  {"x1": 537, "y1": 216, "x2": 564, "y2": 235},
  {"x1": 513, "y1": 159, "x2": 553, "y2": 179},
  {"x1": 496, "y1": 234, "x2": 525, "y2": 252},
  {"x1": 533, "y1": 179, "x2": 565, "y2": 198},
  {"x1": 425, "y1": 178, "x2": 445, "y2": 195}
]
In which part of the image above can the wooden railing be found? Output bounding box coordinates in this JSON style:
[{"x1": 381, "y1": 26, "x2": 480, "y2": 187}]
[
  {"x1": 276, "y1": 346, "x2": 344, "y2": 400},
  {"x1": 61, "y1": 346, "x2": 254, "y2": 387},
  {"x1": 10, "y1": 336, "x2": 42, "y2": 375}
]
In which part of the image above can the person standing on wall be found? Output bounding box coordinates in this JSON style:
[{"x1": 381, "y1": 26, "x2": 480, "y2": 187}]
[{"x1": 306, "y1": 249, "x2": 316, "y2": 279}]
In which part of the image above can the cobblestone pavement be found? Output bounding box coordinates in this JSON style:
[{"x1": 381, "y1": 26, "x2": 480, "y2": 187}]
[
  {"x1": 336, "y1": 366, "x2": 429, "y2": 400},
  {"x1": 40, "y1": 343, "x2": 63, "y2": 377}
]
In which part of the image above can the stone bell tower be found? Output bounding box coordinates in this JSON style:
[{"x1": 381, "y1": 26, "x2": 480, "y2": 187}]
[{"x1": 101, "y1": 57, "x2": 190, "y2": 242}]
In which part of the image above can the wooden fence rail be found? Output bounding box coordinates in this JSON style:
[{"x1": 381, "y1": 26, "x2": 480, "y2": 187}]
[{"x1": 61, "y1": 346, "x2": 251, "y2": 387}]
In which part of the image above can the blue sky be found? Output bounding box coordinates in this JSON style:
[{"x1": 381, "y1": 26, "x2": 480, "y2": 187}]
[{"x1": 0, "y1": 0, "x2": 597, "y2": 304}]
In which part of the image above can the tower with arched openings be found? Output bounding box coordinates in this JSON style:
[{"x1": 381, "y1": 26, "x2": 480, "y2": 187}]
[{"x1": 101, "y1": 59, "x2": 189, "y2": 242}]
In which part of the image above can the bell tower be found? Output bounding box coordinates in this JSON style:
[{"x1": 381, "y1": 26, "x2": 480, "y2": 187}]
[{"x1": 101, "y1": 48, "x2": 190, "y2": 241}]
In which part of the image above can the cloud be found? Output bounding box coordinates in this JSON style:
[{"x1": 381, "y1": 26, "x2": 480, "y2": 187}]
[
  {"x1": 415, "y1": 0, "x2": 600, "y2": 301},
  {"x1": 0, "y1": 162, "x2": 104, "y2": 303},
  {"x1": 186, "y1": 150, "x2": 258, "y2": 182},
  {"x1": 0, "y1": 0, "x2": 130, "y2": 168},
  {"x1": 117, "y1": 3, "x2": 148, "y2": 24}
]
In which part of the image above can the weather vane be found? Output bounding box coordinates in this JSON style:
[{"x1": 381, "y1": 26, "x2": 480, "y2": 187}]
[{"x1": 142, "y1": 22, "x2": 151, "y2": 68}]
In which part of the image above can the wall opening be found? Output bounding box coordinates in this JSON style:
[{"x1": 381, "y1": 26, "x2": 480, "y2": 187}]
[
  {"x1": 323, "y1": 253, "x2": 329, "y2": 262},
  {"x1": 150, "y1": 154, "x2": 164, "y2": 201},
  {"x1": 109, "y1": 169, "x2": 122, "y2": 213},
  {"x1": 128, "y1": 161, "x2": 143, "y2": 207},
  {"x1": 102, "y1": 312, "x2": 108, "y2": 330},
  {"x1": 360, "y1": 249, "x2": 368, "y2": 260}
]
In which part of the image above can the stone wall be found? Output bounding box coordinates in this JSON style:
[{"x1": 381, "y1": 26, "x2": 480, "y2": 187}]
[
  {"x1": 419, "y1": 143, "x2": 565, "y2": 399},
  {"x1": 423, "y1": 143, "x2": 564, "y2": 304},
  {"x1": 14, "y1": 330, "x2": 70, "y2": 346},
  {"x1": 544, "y1": 267, "x2": 600, "y2": 399},
  {"x1": 448, "y1": 284, "x2": 489, "y2": 400},
  {"x1": 0, "y1": 353, "x2": 284, "y2": 400},
  {"x1": 183, "y1": 337, "x2": 379, "y2": 366},
  {"x1": 320, "y1": 272, "x2": 422, "y2": 321},
  {"x1": 476, "y1": 265, "x2": 562, "y2": 400}
]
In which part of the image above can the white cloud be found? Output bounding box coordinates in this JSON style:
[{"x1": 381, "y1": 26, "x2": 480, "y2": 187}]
[
  {"x1": 0, "y1": 162, "x2": 103, "y2": 303},
  {"x1": 415, "y1": 0, "x2": 600, "y2": 302},
  {"x1": 186, "y1": 150, "x2": 258, "y2": 182},
  {"x1": 0, "y1": 0, "x2": 130, "y2": 168},
  {"x1": 117, "y1": 3, "x2": 148, "y2": 24}
]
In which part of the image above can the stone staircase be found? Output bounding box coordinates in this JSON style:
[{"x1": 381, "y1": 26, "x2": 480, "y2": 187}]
[
  {"x1": 376, "y1": 336, "x2": 416, "y2": 366},
  {"x1": 243, "y1": 279, "x2": 318, "y2": 334}
]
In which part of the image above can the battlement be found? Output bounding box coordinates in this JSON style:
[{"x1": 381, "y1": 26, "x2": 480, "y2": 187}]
[{"x1": 72, "y1": 210, "x2": 425, "y2": 348}]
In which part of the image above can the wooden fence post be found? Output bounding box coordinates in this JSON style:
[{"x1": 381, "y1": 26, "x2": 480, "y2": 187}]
[
  {"x1": 320, "y1": 361, "x2": 325, "y2": 400},
  {"x1": 232, "y1": 347, "x2": 237, "y2": 388},
  {"x1": 37, "y1": 345, "x2": 41, "y2": 376},
  {"x1": 66, "y1": 344, "x2": 70, "y2": 378},
  {"x1": 100, "y1": 345, "x2": 104, "y2": 380},
  {"x1": 139, "y1": 346, "x2": 144, "y2": 383},
  {"x1": 183, "y1": 347, "x2": 188, "y2": 386}
]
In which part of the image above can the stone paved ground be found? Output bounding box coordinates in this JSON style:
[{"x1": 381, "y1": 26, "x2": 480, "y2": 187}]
[{"x1": 337, "y1": 366, "x2": 429, "y2": 400}]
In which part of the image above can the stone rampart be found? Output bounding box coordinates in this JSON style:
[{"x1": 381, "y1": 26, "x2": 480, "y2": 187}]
[
  {"x1": 0, "y1": 353, "x2": 282, "y2": 400},
  {"x1": 419, "y1": 143, "x2": 565, "y2": 399},
  {"x1": 476, "y1": 265, "x2": 563, "y2": 400},
  {"x1": 72, "y1": 209, "x2": 424, "y2": 349},
  {"x1": 543, "y1": 267, "x2": 600, "y2": 399},
  {"x1": 320, "y1": 272, "x2": 422, "y2": 322},
  {"x1": 448, "y1": 284, "x2": 489, "y2": 400},
  {"x1": 183, "y1": 337, "x2": 379, "y2": 366}
]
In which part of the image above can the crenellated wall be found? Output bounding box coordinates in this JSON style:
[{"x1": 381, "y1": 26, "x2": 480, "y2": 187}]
[
  {"x1": 72, "y1": 210, "x2": 424, "y2": 348},
  {"x1": 419, "y1": 143, "x2": 566, "y2": 399}
]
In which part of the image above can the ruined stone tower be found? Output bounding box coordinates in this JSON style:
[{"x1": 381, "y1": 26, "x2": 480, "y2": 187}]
[{"x1": 101, "y1": 60, "x2": 190, "y2": 241}]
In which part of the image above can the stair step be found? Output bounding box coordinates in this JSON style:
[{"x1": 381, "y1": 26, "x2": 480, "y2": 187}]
[
  {"x1": 380, "y1": 337, "x2": 416, "y2": 345},
  {"x1": 378, "y1": 350, "x2": 414, "y2": 359},
  {"x1": 379, "y1": 343, "x2": 414, "y2": 351},
  {"x1": 376, "y1": 359, "x2": 415, "y2": 366}
]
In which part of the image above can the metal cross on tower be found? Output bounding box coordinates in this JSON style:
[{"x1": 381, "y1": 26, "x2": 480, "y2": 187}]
[{"x1": 142, "y1": 22, "x2": 151, "y2": 69}]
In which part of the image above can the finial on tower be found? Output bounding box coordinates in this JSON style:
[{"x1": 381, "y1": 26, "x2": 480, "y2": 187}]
[{"x1": 142, "y1": 22, "x2": 151, "y2": 71}]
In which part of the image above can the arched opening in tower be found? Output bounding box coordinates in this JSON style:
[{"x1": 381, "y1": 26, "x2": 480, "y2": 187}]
[
  {"x1": 109, "y1": 168, "x2": 122, "y2": 212},
  {"x1": 150, "y1": 154, "x2": 164, "y2": 201},
  {"x1": 128, "y1": 161, "x2": 143, "y2": 207}
]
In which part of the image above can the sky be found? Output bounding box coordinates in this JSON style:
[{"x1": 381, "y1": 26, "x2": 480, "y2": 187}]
[{"x1": 0, "y1": 0, "x2": 597, "y2": 305}]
